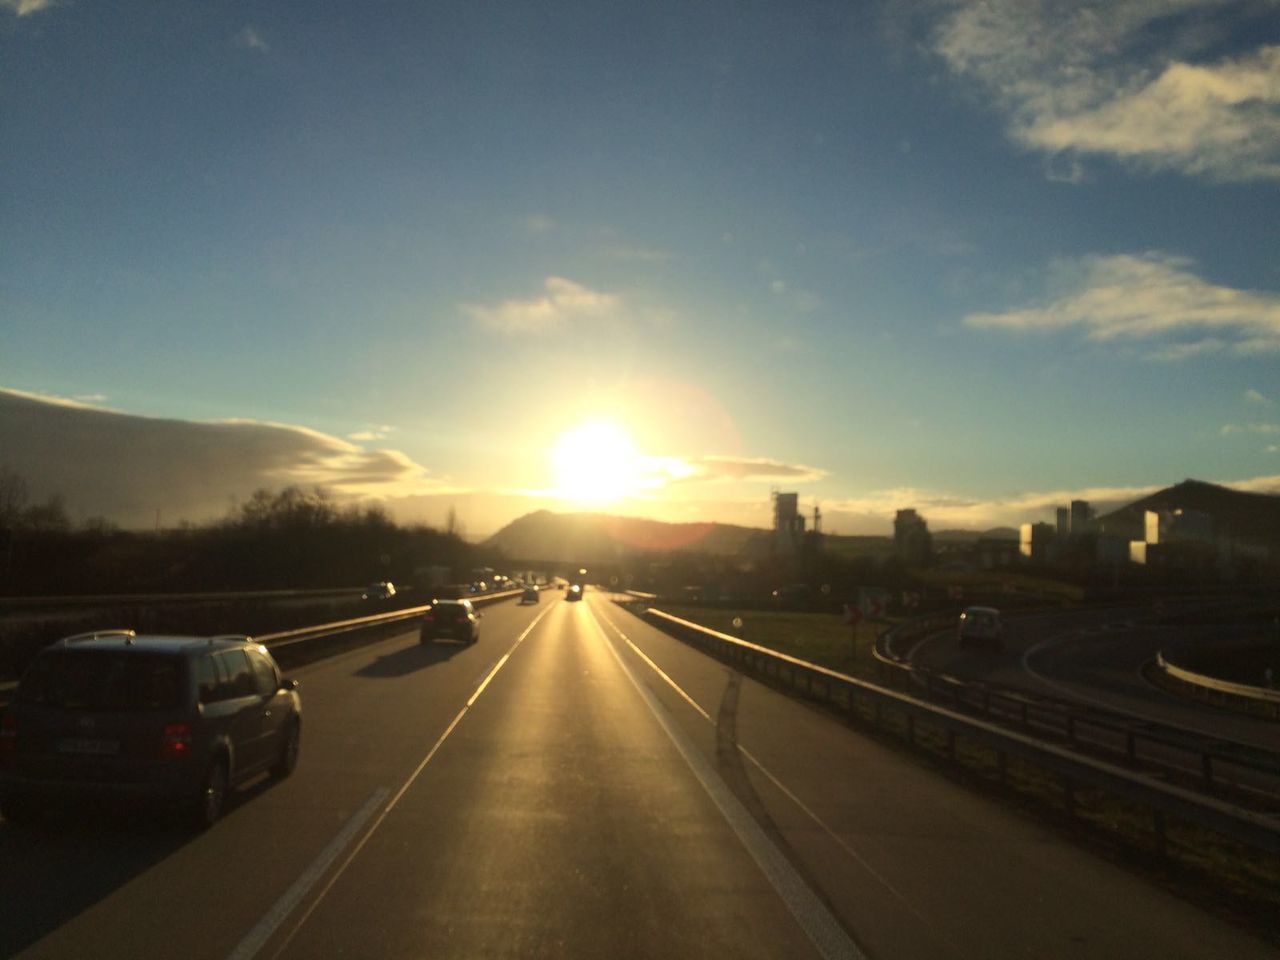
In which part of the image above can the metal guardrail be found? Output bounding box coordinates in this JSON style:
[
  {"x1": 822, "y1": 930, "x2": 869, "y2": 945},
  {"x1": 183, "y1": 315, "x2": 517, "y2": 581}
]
[
  {"x1": 1156, "y1": 651, "x2": 1280, "y2": 718},
  {"x1": 256, "y1": 589, "x2": 521, "y2": 650},
  {"x1": 871, "y1": 616, "x2": 1280, "y2": 804},
  {"x1": 0, "y1": 591, "x2": 522, "y2": 710},
  {"x1": 0, "y1": 587, "x2": 367, "y2": 611},
  {"x1": 637, "y1": 606, "x2": 1280, "y2": 856}
]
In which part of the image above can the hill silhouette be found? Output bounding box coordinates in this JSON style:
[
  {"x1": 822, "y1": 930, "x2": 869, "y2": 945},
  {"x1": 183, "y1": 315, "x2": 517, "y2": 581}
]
[
  {"x1": 482, "y1": 510, "x2": 767, "y2": 564},
  {"x1": 1098, "y1": 479, "x2": 1280, "y2": 545}
]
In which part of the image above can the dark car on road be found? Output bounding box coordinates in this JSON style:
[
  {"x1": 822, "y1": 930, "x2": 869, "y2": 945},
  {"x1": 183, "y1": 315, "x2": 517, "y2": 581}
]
[
  {"x1": 0, "y1": 631, "x2": 301, "y2": 830},
  {"x1": 519, "y1": 586, "x2": 540, "y2": 604},
  {"x1": 420, "y1": 599, "x2": 480, "y2": 644},
  {"x1": 361, "y1": 581, "x2": 396, "y2": 601},
  {"x1": 565, "y1": 584, "x2": 585, "y2": 602}
]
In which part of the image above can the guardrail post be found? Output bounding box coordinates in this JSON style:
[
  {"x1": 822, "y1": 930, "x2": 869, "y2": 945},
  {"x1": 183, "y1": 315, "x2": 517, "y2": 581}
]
[
  {"x1": 1062, "y1": 776, "x2": 1075, "y2": 817},
  {"x1": 1152, "y1": 810, "x2": 1167, "y2": 855},
  {"x1": 946, "y1": 728, "x2": 956, "y2": 760},
  {"x1": 996, "y1": 750, "x2": 1007, "y2": 783},
  {"x1": 1201, "y1": 753, "x2": 1214, "y2": 790},
  {"x1": 906, "y1": 714, "x2": 915, "y2": 745},
  {"x1": 1065, "y1": 715, "x2": 1075, "y2": 745},
  {"x1": 1125, "y1": 732, "x2": 1136, "y2": 765}
]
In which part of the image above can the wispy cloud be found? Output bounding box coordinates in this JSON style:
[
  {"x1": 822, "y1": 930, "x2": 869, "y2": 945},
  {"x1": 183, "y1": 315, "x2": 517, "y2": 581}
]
[
  {"x1": 462, "y1": 276, "x2": 621, "y2": 335},
  {"x1": 933, "y1": 2, "x2": 1280, "y2": 182},
  {"x1": 1245, "y1": 388, "x2": 1273, "y2": 406},
  {"x1": 520, "y1": 214, "x2": 557, "y2": 235},
  {"x1": 1221, "y1": 422, "x2": 1280, "y2": 436},
  {"x1": 348, "y1": 424, "x2": 395, "y2": 442},
  {"x1": 964, "y1": 252, "x2": 1280, "y2": 358},
  {"x1": 679, "y1": 455, "x2": 827, "y2": 485},
  {"x1": 235, "y1": 25, "x2": 269, "y2": 54},
  {"x1": 1, "y1": 0, "x2": 59, "y2": 15}
]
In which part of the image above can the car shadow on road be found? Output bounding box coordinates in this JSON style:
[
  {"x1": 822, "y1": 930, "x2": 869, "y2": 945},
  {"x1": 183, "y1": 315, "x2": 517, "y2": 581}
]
[
  {"x1": 353, "y1": 638, "x2": 469, "y2": 679},
  {"x1": 0, "y1": 806, "x2": 193, "y2": 956}
]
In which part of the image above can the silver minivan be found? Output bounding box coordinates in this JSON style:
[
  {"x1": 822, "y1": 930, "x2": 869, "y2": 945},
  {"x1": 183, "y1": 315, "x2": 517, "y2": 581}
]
[{"x1": 0, "y1": 631, "x2": 301, "y2": 830}]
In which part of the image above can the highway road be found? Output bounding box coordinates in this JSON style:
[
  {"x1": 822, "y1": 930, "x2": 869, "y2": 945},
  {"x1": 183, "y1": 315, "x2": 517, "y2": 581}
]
[
  {"x1": 904, "y1": 605, "x2": 1279, "y2": 752},
  {"x1": 1, "y1": 593, "x2": 1273, "y2": 959}
]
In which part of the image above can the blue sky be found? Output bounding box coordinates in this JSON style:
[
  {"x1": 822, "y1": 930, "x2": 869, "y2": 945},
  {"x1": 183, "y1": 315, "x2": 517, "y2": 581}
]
[{"x1": 3, "y1": 0, "x2": 1280, "y2": 535}]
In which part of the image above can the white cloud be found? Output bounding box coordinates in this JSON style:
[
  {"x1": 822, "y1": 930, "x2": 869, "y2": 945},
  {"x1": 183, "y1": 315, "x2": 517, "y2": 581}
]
[
  {"x1": 0, "y1": 388, "x2": 450, "y2": 527},
  {"x1": 933, "y1": 2, "x2": 1280, "y2": 182},
  {"x1": 1221, "y1": 422, "x2": 1280, "y2": 436},
  {"x1": 521, "y1": 214, "x2": 558, "y2": 235},
  {"x1": 1245, "y1": 388, "x2": 1273, "y2": 406},
  {"x1": 1, "y1": 0, "x2": 58, "y2": 15},
  {"x1": 964, "y1": 252, "x2": 1280, "y2": 357},
  {"x1": 462, "y1": 276, "x2": 621, "y2": 335},
  {"x1": 235, "y1": 25, "x2": 269, "y2": 53},
  {"x1": 348, "y1": 424, "x2": 395, "y2": 441}
]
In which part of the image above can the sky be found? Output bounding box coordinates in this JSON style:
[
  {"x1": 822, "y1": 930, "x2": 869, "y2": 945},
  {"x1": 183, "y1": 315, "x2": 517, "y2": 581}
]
[{"x1": 3, "y1": 0, "x2": 1280, "y2": 537}]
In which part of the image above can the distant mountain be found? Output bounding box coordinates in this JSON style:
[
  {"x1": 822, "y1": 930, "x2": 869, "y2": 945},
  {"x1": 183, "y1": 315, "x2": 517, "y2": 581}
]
[
  {"x1": 1098, "y1": 479, "x2": 1280, "y2": 545},
  {"x1": 482, "y1": 510, "x2": 768, "y2": 563}
]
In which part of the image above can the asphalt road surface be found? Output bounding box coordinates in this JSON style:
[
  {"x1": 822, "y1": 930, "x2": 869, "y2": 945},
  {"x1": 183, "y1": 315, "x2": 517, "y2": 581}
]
[
  {"x1": 905, "y1": 605, "x2": 1279, "y2": 752},
  {"x1": 1, "y1": 594, "x2": 1273, "y2": 959}
]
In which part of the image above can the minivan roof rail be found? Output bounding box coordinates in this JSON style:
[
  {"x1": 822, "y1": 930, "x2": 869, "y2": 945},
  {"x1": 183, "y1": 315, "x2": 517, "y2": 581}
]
[{"x1": 63, "y1": 629, "x2": 137, "y2": 643}]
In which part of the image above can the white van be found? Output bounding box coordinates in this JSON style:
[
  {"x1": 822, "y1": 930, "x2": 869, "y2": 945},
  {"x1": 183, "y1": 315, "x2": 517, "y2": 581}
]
[{"x1": 958, "y1": 606, "x2": 1004, "y2": 651}]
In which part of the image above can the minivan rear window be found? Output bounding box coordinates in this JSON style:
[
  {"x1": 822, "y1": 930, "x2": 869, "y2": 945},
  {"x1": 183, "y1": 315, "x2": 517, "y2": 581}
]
[{"x1": 19, "y1": 651, "x2": 186, "y2": 710}]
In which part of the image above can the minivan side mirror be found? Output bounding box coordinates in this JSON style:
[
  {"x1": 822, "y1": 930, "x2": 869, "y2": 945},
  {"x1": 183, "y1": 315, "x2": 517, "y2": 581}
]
[{"x1": 280, "y1": 678, "x2": 299, "y2": 692}]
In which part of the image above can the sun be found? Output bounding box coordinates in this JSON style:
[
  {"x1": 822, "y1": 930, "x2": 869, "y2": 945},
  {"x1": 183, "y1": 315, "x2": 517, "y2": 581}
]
[{"x1": 550, "y1": 419, "x2": 644, "y2": 503}]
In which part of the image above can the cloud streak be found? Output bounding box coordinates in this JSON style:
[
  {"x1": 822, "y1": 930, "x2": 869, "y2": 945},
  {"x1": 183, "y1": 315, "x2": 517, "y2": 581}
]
[
  {"x1": 1, "y1": 0, "x2": 58, "y2": 15},
  {"x1": 680, "y1": 455, "x2": 827, "y2": 484},
  {"x1": 462, "y1": 276, "x2": 620, "y2": 335},
  {"x1": 933, "y1": 2, "x2": 1280, "y2": 182},
  {"x1": 235, "y1": 25, "x2": 269, "y2": 53},
  {"x1": 964, "y1": 252, "x2": 1280, "y2": 357}
]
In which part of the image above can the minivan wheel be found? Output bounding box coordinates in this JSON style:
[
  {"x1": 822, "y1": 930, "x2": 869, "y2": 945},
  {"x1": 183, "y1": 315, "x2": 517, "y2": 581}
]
[
  {"x1": 272, "y1": 719, "x2": 301, "y2": 779},
  {"x1": 191, "y1": 757, "x2": 229, "y2": 830}
]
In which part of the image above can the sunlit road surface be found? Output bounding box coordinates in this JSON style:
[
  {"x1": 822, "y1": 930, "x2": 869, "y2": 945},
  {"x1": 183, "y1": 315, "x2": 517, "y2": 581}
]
[{"x1": 2, "y1": 595, "x2": 1273, "y2": 959}]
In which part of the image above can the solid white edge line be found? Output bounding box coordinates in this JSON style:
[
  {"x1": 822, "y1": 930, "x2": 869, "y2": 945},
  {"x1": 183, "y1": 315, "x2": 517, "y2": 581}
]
[
  {"x1": 584, "y1": 602, "x2": 866, "y2": 960},
  {"x1": 236, "y1": 600, "x2": 558, "y2": 960},
  {"x1": 593, "y1": 603, "x2": 933, "y2": 927},
  {"x1": 225, "y1": 787, "x2": 389, "y2": 960}
]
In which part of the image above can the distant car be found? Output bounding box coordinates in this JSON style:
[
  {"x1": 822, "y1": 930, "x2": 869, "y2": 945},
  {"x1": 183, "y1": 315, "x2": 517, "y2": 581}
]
[
  {"x1": 421, "y1": 599, "x2": 480, "y2": 644},
  {"x1": 565, "y1": 584, "x2": 584, "y2": 602},
  {"x1": 0, "y1": 632, "x2": 301, "y2": 830},
  {"x1": 958, "y1": 606, "x2": 1004, "y2": 651},
  {"x1": 520, "y1": 586, "x2": 540, "y2": 604},
  {"x1": 361, "y1": 581, "x2": 396, "y2": 601}
]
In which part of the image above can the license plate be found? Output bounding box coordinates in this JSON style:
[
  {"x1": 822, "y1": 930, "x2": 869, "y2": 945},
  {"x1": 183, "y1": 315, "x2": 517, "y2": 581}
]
[{"x1": 58, "y1": 738, "x2": 120, "y2": 756}]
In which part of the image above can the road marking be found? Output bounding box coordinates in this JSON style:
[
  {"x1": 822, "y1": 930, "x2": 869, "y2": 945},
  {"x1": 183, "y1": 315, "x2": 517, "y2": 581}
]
[
  {"x1": 225, "y1": 787, "x2": 388, "y2": 960},
  {"x1": 584, "y1": 603, "x2": 867, "y2": 960},
  {"x1": 592, "y1": 605, "x2": 932, "y2": 927},
  {"x1": 237, "y1": 600, "x2": 558, "y2": 960}
]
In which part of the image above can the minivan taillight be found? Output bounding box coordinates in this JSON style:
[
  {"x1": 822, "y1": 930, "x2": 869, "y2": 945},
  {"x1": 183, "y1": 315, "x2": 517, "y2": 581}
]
[
  {"x1": 160, "y1": 722, "x2": 193, "y2": 760},
  {"x1": 0, "y1": 712, "x2": 16, "y2": 759}
]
